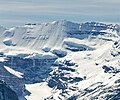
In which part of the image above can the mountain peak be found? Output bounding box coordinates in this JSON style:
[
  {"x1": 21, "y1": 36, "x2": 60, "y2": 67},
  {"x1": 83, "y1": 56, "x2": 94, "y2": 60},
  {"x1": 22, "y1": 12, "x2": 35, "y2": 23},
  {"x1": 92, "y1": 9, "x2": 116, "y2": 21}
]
[{"x1": 0, "y1": 20, "x2": 120, "y2": 100}]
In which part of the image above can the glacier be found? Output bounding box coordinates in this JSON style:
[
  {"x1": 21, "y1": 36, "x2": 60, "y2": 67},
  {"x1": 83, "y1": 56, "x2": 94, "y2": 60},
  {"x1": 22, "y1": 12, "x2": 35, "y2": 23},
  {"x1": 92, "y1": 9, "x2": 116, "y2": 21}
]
[{"x1": 0, "y1": 20, "x2": 120, "y2": 100}]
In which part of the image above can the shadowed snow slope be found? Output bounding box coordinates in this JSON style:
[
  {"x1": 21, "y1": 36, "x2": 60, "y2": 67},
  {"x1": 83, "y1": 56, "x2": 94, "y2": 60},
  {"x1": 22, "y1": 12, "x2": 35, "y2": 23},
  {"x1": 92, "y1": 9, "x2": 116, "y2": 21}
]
[{"x1": 0, "y1": 20, "x2": 120, "y2": 100}]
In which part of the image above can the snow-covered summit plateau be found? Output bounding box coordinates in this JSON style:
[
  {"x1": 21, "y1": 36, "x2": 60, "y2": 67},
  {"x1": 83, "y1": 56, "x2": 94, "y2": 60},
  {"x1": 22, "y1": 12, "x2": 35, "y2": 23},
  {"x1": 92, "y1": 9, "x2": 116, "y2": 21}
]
[{"x1": 0, "y1": 20, "x2": 120, "y2": 100}]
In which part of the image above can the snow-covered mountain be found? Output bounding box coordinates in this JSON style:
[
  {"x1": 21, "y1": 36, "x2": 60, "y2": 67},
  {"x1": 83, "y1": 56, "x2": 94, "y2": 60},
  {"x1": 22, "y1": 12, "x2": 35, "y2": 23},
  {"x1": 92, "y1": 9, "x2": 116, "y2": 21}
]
[{"x1": 0, "y1": 20, "x2": 120, "y2": 100}]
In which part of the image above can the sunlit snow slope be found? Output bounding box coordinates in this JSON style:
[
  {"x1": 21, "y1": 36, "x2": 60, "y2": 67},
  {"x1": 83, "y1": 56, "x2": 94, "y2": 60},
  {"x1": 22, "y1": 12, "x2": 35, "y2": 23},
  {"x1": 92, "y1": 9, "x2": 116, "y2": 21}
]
[{"x1": 0, "y1": 20, "x2": 120, "y2": 100}]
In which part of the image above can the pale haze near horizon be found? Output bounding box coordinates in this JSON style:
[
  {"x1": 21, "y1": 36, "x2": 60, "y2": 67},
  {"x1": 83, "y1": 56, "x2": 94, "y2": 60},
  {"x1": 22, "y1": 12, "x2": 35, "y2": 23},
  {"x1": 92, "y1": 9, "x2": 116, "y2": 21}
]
[{"x1": 0, "y1": 0, "x2": 120, "y2": 27}]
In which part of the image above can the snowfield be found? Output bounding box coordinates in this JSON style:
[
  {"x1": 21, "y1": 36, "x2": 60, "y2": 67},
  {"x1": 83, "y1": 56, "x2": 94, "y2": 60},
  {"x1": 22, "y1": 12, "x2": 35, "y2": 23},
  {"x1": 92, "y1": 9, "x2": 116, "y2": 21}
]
[{"x1": 0, "y1": 20, "x2": 120, "y2": 100}]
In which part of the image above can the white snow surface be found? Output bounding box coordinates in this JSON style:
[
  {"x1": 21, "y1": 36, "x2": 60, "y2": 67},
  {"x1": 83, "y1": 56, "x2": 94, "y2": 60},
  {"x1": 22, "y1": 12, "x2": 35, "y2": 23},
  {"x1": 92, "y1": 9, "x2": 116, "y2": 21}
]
[
  {"x1": 0, "y1": 20, "x2": 120, "y2": 100},
  {"x1": 4, "y1": 66, "x2": 23, "y2": 78},
  {"x1": 25, "y1": 83, "x2": 52, "y2": 100}
]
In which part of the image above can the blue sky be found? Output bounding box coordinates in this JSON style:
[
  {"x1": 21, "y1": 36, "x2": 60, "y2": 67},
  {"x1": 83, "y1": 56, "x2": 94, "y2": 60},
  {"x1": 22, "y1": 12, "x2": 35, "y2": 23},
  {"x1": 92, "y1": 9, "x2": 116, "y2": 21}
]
[{"x1": 0, "y1": 0, "x2": 120, "y2": 27}]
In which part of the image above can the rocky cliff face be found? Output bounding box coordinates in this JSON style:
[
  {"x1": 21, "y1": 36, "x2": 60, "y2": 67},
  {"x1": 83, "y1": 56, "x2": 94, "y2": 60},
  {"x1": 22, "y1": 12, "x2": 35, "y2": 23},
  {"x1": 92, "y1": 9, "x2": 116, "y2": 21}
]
[
  {"x1": 4, "y1": 54, "x2": 57, "y2": 83},
  {"x1": 0, "y1": 62, "x2": 25, "y2": 98},
  {"x1": 0, "y1": 80, "x2": 19, "y2": 100}
]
